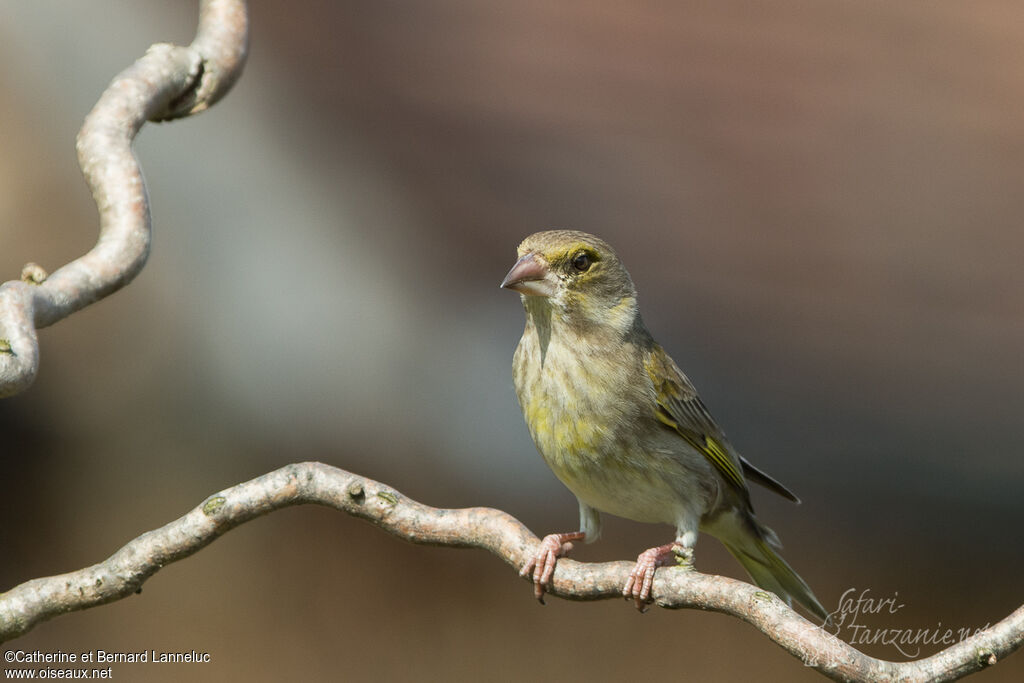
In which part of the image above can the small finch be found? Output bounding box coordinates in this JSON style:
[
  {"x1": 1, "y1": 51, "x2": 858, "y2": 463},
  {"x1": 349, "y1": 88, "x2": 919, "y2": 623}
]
[{"x1": 501, "y1": 229, "x2": 828, "y2": 620}]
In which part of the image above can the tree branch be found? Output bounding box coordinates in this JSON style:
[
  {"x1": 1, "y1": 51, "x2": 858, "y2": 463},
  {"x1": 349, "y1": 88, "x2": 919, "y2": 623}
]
[
  {"x1": 0, "y1": 0, "x2": 248, "y2": 398},
  {"x1": 0, "y1": 462, "x2": 1019, "y2": 682}
]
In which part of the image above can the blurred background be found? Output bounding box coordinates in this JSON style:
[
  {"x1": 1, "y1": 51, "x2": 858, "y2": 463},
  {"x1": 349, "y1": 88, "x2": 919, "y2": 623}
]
[{"x1": 1, "y1": 1, "x2": 1022, "y2": 680}]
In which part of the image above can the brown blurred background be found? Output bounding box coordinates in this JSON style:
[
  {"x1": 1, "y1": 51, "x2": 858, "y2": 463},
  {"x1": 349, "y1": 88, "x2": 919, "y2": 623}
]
[{"x1": 1, "y1": 1, "x2": 1022, "y2": 680}]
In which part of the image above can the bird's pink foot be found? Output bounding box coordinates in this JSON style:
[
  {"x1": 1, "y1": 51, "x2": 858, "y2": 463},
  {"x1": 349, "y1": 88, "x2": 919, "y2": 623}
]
[
  {"x1": 520, "y1": 531, "x2": 585, "y2": 604},
  {"x1": 623, "y1": 542, "x2": 693, "y2": 611}
]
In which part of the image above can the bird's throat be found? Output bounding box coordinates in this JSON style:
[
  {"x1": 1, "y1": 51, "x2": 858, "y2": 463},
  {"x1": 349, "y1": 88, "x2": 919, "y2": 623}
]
[{"x1": 523, "y1": 295, "x2": 553, "y2": 366}]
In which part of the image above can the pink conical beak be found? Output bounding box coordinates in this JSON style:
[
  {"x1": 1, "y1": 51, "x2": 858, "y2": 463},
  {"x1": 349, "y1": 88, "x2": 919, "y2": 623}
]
[{"x1": 500, "y1": 252, "x2": 556, "y2": 297}]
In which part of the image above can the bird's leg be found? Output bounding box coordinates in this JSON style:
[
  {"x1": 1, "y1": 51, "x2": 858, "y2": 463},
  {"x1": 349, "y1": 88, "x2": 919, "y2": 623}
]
[
  {"x1": 520, "y1": 531, "x2": 585, "y2": 604},
  {"x1": 622, "y1": 542, "x2": 694, "y2": 611}
]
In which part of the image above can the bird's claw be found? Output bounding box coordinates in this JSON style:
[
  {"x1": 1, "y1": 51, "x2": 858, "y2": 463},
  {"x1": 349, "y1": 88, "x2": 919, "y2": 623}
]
[
  {"x1": 520, "y1": 531, "x2": 585, "y2": 604},
  {"x1": 622, "y1": 542, "x2": 692, "y2": 611}
]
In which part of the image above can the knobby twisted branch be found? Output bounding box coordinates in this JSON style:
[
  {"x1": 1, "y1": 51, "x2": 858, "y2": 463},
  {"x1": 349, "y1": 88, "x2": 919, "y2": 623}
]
[
  {"x1": 0, "y1": 0, "x2": 248, "y2": 397},
  {"x1": 0, "y1": 462, "x2": 1019, "y2": 682}
]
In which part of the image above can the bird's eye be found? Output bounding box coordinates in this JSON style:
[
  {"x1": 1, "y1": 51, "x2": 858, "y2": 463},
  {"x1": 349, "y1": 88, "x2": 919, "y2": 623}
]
[{"x1": 571, "y1": 251, "x2": 592, "y2": 272}]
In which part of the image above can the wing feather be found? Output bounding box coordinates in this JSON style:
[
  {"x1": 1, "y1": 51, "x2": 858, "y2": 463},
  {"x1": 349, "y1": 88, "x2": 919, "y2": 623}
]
[{"x1": 645, "y1": 344, "x2": 798, "y2": 504}]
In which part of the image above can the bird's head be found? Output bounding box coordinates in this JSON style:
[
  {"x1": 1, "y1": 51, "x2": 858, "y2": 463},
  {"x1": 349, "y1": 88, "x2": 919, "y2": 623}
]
[{"x1": 501, "y1": 230, "x2": 639, "y2": 333}]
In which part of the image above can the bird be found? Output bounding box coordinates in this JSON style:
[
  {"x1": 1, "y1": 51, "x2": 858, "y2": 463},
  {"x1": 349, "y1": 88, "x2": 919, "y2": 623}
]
[{"x1": 500, "y1": 229, "x2": 828, "y2": 620}]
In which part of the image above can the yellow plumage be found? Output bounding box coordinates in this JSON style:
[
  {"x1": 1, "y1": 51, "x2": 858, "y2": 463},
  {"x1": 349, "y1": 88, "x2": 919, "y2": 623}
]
[{"x1": 502, "y1": 229, "x2": 828, "y2": 621}]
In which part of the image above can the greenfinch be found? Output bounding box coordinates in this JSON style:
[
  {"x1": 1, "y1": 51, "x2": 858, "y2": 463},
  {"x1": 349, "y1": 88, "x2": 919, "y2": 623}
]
[{"x1": 501, "y1": 230, "x2": 828, "y2": 620}]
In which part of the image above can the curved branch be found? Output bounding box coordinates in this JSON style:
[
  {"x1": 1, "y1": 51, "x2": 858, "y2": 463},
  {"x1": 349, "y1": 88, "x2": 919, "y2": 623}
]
[
  {"x1": 0, "y1": 463, "x2": 1019, "y2": 682},
  {"x1": 0, "y1": 0, "x2": 248, "y2": 398}
]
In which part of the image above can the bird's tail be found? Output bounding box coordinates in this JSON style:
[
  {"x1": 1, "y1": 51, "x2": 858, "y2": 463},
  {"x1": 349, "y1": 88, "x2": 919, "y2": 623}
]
[{"x1": 716, "y1": 514, "x2": 830, "y2": 624}]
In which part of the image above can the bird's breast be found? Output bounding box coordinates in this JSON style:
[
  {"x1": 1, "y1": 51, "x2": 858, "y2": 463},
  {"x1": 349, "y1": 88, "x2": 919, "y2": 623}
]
[
  {"x1": 512, "y1": 320, "x2": 716, "y2": 525},
  {"x1": 514, "y1": 327, "x2": 628, "y2": 462},
  {"x1": 514, "y1": 326, "x2": 652, "y2": 481}
]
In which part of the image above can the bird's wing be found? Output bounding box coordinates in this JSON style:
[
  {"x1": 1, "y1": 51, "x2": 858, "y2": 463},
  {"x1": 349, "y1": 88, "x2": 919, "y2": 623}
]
[
  {"x1": 644, "y1": 343, "x2": 750, "y2": 500},
  {"x1": 739, "y1": 456, "x2": 800, "y2": 503},
  {"x1": 644, "y1": 344, "x2": 801, "y2": 504}
]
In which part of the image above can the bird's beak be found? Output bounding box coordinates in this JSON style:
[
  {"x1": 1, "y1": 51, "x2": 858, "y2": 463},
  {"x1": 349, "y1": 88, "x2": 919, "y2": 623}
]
[{"x1": 500, "y1": 252, "x2": 556, "y2": 297}]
